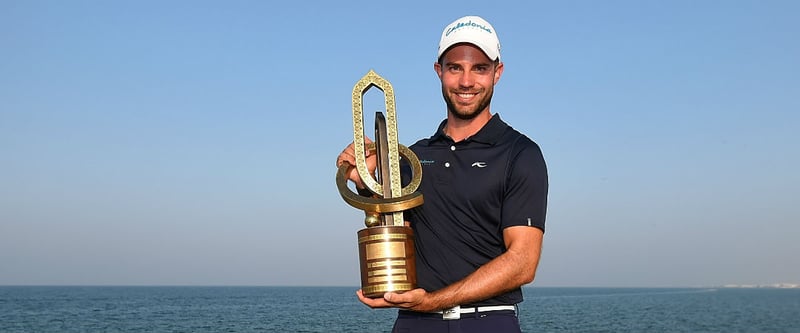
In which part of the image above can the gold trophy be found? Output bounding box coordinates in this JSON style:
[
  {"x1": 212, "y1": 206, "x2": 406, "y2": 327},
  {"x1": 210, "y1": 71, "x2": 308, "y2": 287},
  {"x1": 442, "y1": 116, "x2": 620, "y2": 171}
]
[{"x1": 336, "y1": 70, "x2": 424, "y2": 298}]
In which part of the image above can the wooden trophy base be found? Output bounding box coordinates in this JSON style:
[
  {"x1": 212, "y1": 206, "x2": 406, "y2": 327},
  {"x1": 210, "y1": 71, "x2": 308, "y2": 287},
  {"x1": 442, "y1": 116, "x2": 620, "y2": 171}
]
[{"x1": 357, "y1": 225, "x2": 417, "y2": 298}]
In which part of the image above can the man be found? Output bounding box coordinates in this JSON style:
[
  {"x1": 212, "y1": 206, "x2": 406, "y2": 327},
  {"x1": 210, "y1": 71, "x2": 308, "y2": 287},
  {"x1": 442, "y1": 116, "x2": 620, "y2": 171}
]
[{"x1": 336, "y1": 15, "x2": 548, "y2": 333}]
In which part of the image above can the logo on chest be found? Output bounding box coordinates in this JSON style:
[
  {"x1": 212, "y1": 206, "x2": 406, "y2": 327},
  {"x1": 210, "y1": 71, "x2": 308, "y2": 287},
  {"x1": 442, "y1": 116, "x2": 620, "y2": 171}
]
[{"x1": 471, "y1": 161, "x2": 487, "y2": 168}]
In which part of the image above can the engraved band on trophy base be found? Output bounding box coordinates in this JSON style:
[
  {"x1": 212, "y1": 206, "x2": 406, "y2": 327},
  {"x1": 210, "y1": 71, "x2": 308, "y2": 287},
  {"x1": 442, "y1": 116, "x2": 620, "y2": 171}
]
[{"x1": 357, "y1": 225, "x2": 416, "y2": 298}]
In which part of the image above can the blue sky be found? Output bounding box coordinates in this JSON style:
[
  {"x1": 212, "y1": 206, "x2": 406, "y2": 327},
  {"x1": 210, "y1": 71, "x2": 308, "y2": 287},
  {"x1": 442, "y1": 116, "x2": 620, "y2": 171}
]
[{"x1": 1, "y1": 0, "x2": 798, "y2": 287}]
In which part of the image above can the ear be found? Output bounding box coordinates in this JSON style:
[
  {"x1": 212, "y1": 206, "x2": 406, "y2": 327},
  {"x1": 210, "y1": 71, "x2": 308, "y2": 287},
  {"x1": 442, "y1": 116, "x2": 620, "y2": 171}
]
[
  {"x1": 434, "y1": 62, "x2": 443, "y2": 79},
  {"x1": 493, "y1": 62, "x2": 504, "y2": 84}
]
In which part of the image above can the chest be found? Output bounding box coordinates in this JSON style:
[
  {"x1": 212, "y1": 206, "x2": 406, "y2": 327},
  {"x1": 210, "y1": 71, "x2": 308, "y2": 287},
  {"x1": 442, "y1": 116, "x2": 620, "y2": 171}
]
[{"x1": 415, "y1": 144, "x2": 509, "y2": 206}]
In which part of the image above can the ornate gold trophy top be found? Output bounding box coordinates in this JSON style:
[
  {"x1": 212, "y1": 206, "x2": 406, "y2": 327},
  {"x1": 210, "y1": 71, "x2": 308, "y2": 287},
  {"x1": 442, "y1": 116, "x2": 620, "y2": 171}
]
[
  {"x1": 335, "y1": 70, "x2": 423, "y2": 225},
  {"x1": 335, "y1": 70, "x2": 423, "y2": 298}
]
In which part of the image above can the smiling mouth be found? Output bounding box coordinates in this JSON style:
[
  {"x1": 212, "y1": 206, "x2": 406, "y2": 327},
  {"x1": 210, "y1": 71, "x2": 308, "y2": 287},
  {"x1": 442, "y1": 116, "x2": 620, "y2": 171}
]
[{"x1": 455, "y1": 92, "x2": 478, "y2": 100}]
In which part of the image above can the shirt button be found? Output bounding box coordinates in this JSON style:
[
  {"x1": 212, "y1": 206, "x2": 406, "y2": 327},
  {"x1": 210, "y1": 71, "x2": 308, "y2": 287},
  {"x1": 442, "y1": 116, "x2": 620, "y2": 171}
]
[
  {"x1": 450, "y1": 145, "x2": 456, "y2": 151},
  {"x1": 444, "y1": 162, "x2": 451, "y2": 168}
]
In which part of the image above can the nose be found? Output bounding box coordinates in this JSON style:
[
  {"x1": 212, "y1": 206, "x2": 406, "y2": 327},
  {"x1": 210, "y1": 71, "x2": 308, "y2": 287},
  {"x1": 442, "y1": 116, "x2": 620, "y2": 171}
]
[{"x1": 458, "y1": 71, "x2": 475, "y2": 88}]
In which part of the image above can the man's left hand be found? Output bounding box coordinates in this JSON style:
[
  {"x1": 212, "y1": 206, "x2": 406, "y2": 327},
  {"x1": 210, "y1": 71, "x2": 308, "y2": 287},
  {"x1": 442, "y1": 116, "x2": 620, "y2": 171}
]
[{"x1": 356, "y1": 288, "x2": 433, "y2": 312}]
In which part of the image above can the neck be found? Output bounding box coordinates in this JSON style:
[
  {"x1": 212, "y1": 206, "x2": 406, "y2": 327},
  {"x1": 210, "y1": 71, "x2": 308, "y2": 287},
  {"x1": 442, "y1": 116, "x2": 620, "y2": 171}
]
[{"x1": 444, "y1": 110, "x2": 492, "y2": 142}]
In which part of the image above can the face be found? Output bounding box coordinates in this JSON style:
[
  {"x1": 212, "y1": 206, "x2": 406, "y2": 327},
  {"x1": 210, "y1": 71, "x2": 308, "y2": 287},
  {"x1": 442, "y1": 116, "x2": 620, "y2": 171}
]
[{"x1": 435, "y1": 44, "x2": 503, "y2": 120}]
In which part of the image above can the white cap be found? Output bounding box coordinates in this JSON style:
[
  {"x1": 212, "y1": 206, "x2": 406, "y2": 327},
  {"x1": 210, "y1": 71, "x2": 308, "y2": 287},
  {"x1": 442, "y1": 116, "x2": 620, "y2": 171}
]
[{"x1": 437, "y1": 15, "x2": 501, "y2": 61}]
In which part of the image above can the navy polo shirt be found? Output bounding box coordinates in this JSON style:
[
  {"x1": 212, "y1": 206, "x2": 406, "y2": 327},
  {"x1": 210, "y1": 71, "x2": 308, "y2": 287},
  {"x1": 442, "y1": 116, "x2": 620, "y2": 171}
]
[{"x1": 402, "y1": 113, "x2": 548, "y2": 306}]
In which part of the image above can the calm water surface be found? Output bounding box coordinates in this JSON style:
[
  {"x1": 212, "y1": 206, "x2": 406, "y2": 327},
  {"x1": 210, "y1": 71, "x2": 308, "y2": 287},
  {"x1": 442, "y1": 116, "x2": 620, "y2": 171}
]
[{"x1": 1, "y1": 286, "x2": 798, "y2": 332}]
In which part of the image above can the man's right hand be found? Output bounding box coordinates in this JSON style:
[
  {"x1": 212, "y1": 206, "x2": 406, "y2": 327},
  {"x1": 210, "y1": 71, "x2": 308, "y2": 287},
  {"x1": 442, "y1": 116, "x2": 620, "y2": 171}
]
[{"x1": 336, "y1": 137, "x2": 376, "y2": 191}]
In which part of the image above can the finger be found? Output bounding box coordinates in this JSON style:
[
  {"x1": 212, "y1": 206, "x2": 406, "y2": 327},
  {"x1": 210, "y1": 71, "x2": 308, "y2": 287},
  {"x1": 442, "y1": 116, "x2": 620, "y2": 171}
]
[
  {"x1": 356, "y1": 289, "x2": 393, "y2": 308},
  {"x1": 383, "y1": 292, "x2": 400, "y2": 304},
  {"x1": 383, "y1": 291, "x2": 413, "y2": 305},
  {"x1": 337, "y1": 148, "x2": 358, "y2": 167},
  {"x1": 336, "y1": 155, "x2": 350, "y2": 168},
  {"x1": 337, "y1": 154, "x2": 353, "y2": 166},
  {"x1": 385, "y1": 289, "x2": 427, "y2": 310},
  {"x1": 363, "y1": 137, "x2": 375, "y2": 157}
]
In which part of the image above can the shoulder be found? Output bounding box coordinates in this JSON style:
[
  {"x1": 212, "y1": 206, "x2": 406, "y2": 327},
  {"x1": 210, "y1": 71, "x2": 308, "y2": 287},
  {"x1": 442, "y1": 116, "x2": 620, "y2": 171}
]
[
  {"x1": 501, "y1": 126, "x2": 545, "y2": 162},
  {"x1": 410, "y1": 137, "x2": 432, "y2": 149},
  {"x1": 489, "y1": 115, "x2": 543, "y2": 154}
]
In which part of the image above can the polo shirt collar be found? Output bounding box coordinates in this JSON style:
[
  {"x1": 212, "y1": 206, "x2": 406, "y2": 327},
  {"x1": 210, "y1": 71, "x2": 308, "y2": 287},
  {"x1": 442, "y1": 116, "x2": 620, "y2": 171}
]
[{"x1": 428, "y1": 113, "x2": 508, "y2": 145}]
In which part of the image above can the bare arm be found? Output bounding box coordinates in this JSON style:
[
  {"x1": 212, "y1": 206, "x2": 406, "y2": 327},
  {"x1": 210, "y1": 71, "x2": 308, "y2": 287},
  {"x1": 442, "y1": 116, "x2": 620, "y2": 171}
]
[{"x1": 358, "y1": 225, "x2": 543, "y2": 312}]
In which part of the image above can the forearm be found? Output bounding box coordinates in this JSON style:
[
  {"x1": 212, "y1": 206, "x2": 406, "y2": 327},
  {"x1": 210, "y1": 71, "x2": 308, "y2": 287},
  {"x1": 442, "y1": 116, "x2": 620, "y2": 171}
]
[
  {"x1": 429, "y1": 250, "x2": 537, "y2": 310},
  {"x1": 422, "y1": 227, "x2": 543, "y2": 311}
]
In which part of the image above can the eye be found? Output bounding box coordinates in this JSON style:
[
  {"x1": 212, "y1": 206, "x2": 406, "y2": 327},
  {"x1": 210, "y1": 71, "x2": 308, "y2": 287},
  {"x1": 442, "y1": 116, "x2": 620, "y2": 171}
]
[{"x1": 474, "y1": 65, "x2": 490, "y2": 73}]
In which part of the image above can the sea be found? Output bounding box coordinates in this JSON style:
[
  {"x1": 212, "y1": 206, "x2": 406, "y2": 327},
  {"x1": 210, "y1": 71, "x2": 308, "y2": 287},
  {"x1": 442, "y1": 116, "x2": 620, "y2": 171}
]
[{"x1": 0, "y1": 286, "x2": 798, "y2": 332}]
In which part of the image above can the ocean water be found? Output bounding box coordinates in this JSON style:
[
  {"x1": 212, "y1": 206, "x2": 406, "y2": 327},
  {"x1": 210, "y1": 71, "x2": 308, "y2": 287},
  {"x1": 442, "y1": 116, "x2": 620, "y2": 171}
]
[{"x1": 0, "y1": 286, "x2": 798, "y2": 332}]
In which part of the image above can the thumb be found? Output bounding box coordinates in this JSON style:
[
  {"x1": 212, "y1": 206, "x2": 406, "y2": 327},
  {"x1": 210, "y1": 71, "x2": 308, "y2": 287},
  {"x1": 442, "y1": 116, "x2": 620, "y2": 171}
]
[
  {"x1": 364, "y1": 136, "x2": 375, "y2": 156},
  {"x1": 384, "y1": 292, "x2": 397, "y2": 303}
]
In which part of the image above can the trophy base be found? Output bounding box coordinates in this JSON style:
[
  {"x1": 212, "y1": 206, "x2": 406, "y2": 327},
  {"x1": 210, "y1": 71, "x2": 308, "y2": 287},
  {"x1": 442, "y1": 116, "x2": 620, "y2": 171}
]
[{"x1": 357, "y1": 225, "x2": 417, "y2": 298}]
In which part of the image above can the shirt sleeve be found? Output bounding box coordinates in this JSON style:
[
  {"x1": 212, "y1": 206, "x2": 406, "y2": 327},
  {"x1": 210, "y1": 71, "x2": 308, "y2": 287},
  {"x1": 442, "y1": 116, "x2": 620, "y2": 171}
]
[{"x1": 501, "y1": 139, "x2": 548, "y2": 232}]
